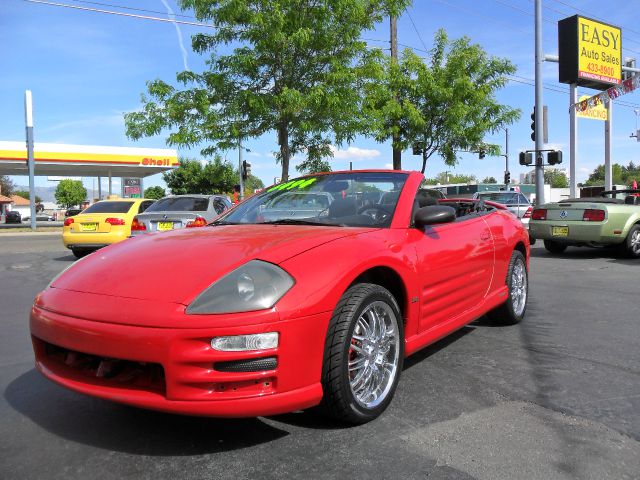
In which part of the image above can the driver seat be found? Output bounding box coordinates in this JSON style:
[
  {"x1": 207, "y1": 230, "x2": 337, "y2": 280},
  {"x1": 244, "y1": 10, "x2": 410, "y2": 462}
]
[{"x1": 328, "y1": 198, "x2": 357, "y2": 218}]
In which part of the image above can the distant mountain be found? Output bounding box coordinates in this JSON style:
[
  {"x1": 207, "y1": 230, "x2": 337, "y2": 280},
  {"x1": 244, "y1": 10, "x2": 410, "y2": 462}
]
[{"x1": 15, "y1": 185, "x2": 57, "y2": 203}]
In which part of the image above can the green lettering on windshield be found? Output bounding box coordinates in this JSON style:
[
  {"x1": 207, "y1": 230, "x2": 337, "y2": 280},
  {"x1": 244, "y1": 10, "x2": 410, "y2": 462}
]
[{"x1": 268, "y1": 177, "x2": 317, "y2": 192}]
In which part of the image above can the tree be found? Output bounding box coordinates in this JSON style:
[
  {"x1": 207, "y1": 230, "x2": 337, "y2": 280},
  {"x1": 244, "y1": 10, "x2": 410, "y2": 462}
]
[
  {"x1": 163, "y1": 157, "x2": 236, "y2": 195},
  {"x1": 423, "y1": 172, "x2": 476, "y2": 184},
  {"x1": 144, "y1": 186, "x2": 166, "y2": 200},
  {"x1": 544, "y1": 169, "x2": 568, "y2": 188},
  {"x1": 0, "y1": 175, "x2": 14, "y2": 196},
  {"x1": 296, "y1": 158, "x2": 332, "y2": 175},
  {"x1": 363, "y1": 29, "x2": 519, "y2": 172},
  {"x1": 13, "y1": 190, "x2": 42, "y2": 203},
  {"x1": 125, "y1": 0, "x2": 410, "y2": 182},
  {"x1": 55, "y1": 180, "x2": 87, "y2": 209},
  {"x1": 242, "y1": 174, "x2": 265, "y2": 192},
  {"x1": 482, "y1": 176, "x2": 497, "y2": 184},
  {"x1": 584, "y1": 162, "x2": 640, "y2": 186}
]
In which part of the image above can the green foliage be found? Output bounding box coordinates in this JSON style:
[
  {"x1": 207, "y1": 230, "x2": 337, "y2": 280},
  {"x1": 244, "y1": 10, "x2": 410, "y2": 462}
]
[
  {"x1": 544, "y1": 169, "x2": 568, "y2": 188},
  {"x1": 584, "y1": 162, "x2": 640, "y2": 187},
  {"x1": 13, "y1": 190, "x2": 42, "y2": 203},
  {"x1": 0, "y1": 175, "x2": 15, "y2": 196},
  {"x1": 424, "y1": 172, "x2": 477, "y2": 184},
  {"x1": 296, "y1": 158, "x2": 332, "y2": 175},
  {"x1": 55, "y1": 180, "x2": 87, "y2": 209},
  {"x1": 482, "y1": 176, "x2": 497, "y2": 184},
  {"x1": 363, "y1": 29, "x2": 519, "y2": 171},
  {"x1": 242, "y1": 174, "x2": 265, "y2": 192},
  {"x1": 144, "y1": 186, "x2": 166, "y2": 200},
  {"x1": 125, "y1": 0, "x2": 410, "y2": 182},
  {"x1": 163, "y1": 157, "x2": 236, "y2": 195}
]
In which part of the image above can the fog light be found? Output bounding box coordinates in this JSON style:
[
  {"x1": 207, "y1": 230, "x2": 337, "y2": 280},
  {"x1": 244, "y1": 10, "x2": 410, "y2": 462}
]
[{"x1": 211, "y1": 332, "x2": 279, "y2": 351}]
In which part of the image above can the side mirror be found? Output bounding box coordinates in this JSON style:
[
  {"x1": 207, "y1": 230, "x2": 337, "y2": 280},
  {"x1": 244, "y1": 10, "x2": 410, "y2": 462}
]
[{"x1": 414, "y1": 205, "x2": 456, "y2": 229}]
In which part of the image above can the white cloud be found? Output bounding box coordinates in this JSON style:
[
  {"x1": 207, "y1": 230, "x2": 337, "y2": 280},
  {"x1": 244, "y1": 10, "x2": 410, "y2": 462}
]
[
  {"x1": 330, "y1": 145, "x2": 381, "y2": 160},
  {"x1": 384, "y1": 163, "x2": 393, "y2": 169}
]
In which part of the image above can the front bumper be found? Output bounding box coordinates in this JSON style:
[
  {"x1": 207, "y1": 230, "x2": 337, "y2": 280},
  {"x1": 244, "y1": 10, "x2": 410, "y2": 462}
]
[
  {"x1": 529, "y1": 220, "x2": 624, "y2": 245},
  {"x1": 30, "y1": 300, "x2": 327, "y2": 417}
]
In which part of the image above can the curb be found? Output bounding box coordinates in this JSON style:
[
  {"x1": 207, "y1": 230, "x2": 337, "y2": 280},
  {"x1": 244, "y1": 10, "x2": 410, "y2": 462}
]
[{"x1": 0, "y1": 231, "x2": 61, "y2": 237}]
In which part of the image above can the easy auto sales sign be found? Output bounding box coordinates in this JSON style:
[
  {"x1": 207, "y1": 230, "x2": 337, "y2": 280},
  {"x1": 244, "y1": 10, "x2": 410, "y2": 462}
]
[{"x1": 558, "y1": 15, "x2": 622, "y2": 90}]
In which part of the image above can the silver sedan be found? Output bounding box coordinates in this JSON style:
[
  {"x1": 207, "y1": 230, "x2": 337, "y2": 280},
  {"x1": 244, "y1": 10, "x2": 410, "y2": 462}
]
[{"x1": 130, "y1": 194, "x2": 232, "y2": 235}]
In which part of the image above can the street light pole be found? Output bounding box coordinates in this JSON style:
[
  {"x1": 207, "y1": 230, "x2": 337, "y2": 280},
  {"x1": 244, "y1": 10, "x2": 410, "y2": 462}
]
[
  {"x1": 25, "y1": 90, "x2": 36, "y2": 231},
  {"x1": 534, "y1": 0, "x2": 545, "y2": 205}
]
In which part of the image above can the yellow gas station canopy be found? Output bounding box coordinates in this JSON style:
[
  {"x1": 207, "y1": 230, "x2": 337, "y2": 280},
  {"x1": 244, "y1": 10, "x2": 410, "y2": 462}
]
[{"x1": 0, "y1": 141, "x2": 178, "y2": 178}]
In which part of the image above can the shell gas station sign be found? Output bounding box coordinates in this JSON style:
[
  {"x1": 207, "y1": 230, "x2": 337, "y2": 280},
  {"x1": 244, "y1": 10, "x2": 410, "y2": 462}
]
[
  {"x1": 0, "y1": 141, "x2": 178, "y2": 178},
  {"x1": 559, "y1": 15, "x2": 622, "y2": 89}
]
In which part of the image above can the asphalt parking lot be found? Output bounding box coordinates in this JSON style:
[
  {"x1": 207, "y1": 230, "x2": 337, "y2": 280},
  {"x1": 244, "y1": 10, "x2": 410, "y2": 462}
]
[{"x1": 1, "y1": 235, "x2": 639, "y2": 480}]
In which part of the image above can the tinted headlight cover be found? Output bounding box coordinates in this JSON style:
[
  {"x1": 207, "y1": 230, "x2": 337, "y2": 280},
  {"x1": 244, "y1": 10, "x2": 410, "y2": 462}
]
[{"x1": 186, "y1": 260, "x2": 295, "y2": 314}]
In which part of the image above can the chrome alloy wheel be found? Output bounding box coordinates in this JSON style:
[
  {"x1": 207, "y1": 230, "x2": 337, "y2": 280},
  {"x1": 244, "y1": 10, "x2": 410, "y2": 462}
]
[
  {"x1": 631, "y1": 229, "x2": 640, "y2": 255},
  {"x1": 511, "y1": 258, "x2": 528, "y2": 317},
  {"x1": 348, "y1": 301, "x2": 400, "y2": 409}
]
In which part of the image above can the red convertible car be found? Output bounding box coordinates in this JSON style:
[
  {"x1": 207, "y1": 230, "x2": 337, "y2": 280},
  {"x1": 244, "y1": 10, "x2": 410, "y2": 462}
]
[{"x1": 30, "y1": 170, "x2": 529, "y2": 424}]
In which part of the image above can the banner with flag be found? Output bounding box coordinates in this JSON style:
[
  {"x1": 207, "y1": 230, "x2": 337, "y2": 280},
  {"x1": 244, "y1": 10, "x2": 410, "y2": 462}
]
[{"x1": 572, "y1": 74, "x2": 640, "y2": 113}]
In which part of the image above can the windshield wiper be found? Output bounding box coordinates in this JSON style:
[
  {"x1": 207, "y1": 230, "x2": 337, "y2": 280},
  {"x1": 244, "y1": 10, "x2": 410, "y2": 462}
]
[
  {"x1": 210, "y1": 220, "x2": 241, "y2": 225},
  {"x1": 261, "y1": 219, "x2": 332, "y2": 226}
]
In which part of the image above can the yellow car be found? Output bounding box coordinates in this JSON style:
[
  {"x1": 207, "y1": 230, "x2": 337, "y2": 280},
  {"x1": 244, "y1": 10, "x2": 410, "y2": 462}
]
[{"x1": 63, "y1": 198, "x2": 155, "y2": 258}]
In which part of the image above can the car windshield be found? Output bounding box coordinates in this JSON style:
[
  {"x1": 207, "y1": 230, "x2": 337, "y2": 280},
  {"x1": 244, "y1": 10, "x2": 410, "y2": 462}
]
[
  {"x1": 479, "y1": 193, "x2": 521, "y2": 204},
  {"x1": 146, "y1": 197, "x2": 209, "y2": 212},
  {"x1": 217, "y1": 171, "x2": 409, "y2": 227},
  {"x1": 82, "y1": 201, "x2": 134, "y2": 214}
]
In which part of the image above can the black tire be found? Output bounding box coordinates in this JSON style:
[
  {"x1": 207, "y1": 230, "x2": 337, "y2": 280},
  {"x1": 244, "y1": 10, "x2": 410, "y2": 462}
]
[
  {"x1": 619, "y1": 224, "x2": 640, "y2": 259},
  {"x1": 543, "y1": 239, "x2": 567, "y2": 254},
  {"x1": 320, "y1": 283, "x2": 404, "y2": 424},
  {"x1": 487, "y1": 250, "x2": 528, "y2": 325},
  {"x1": 71, "y1": 248, "x2": 91, "y2": 259}
]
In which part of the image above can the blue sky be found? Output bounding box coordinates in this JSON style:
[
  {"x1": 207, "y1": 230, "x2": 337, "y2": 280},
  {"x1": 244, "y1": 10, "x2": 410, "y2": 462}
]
[{"x1": 2, "y1": 0, "x2": 640, "y2": 193}]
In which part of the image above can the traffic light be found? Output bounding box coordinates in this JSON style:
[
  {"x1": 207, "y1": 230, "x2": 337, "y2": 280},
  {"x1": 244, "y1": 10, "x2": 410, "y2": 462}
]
[
  {"x1": 479, "y1": 150, "x2": 486, "y2": 159},
  {"x1": 530, "y1": 106, "x2": 549, "y2": 142},
  {"x1": 242, "y1": 160, "x2": 252, "y2": 180},
  {"x1": 519, "y1": 152, "x2": 533, "y2": 165},
  {"x1": 548, "y1": 150, "x2": 563, "y2": 165},
  {"x1": 530, "y1": 107, "x2": 536, "y2": 142},
  {"x1": 504, "y1": 171, "x2": 511, "y2": 184}
]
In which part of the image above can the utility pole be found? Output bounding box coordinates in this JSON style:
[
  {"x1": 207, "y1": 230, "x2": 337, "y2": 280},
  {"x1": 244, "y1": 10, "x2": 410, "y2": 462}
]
[
  {"x1": 504, "y1": 128, "x2": 510, "y2": 186},
  {"x1": 238, "y1": 136, "x2": 244, "y2": 201},
  {"x1": 390, "y1": 15, "x2": 401, "y2": 170},
  {"x1": 534, "y1": 0, "x2": 545, "y2": 205}
]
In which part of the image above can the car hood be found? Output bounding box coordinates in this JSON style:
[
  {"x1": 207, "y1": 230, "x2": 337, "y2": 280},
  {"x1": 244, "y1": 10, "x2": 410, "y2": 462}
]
[{"x1": 51, "y1": 224, "x2": 376, "y2": 304}]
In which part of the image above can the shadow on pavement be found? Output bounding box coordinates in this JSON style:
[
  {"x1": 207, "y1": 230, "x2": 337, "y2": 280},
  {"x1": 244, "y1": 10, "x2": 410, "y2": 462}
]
[
  {"x1": 403, "y1": 326, "x2": 474, "y2": 371},
  {"x1": 530, "y1": 245, "x2": 638, "y2": 265},
  {"x1": 5, "y1": 369, "x2": 289, "y2": 455}
]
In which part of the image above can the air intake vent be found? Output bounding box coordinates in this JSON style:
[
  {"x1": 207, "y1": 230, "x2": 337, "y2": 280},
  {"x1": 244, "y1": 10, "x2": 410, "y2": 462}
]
[{"x1": 214, "y1": 357, "x2": 277, "y2": 372}]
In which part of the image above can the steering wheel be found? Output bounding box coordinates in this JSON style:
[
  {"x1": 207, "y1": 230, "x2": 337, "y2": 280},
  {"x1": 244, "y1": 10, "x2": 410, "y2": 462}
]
[{"x1": 357, "y1": 204, "x2": 391, "y2": 223}]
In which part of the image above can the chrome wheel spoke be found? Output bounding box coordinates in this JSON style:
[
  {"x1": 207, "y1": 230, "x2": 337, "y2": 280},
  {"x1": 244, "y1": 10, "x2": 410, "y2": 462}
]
[{"x1": 349, "y1": 300, "x2": 400, "y2": 409}]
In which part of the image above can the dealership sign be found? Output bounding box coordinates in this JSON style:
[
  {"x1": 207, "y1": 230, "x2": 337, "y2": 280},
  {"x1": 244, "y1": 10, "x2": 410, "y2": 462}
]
[{"x1": 559, "y1": 15, "x2": 621, "y2": 89}]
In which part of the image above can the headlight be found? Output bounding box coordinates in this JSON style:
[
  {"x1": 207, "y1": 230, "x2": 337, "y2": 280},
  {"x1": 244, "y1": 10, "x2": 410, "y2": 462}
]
[{"x1": 186, "y1": 260, "x2": 295, "y2": 314}]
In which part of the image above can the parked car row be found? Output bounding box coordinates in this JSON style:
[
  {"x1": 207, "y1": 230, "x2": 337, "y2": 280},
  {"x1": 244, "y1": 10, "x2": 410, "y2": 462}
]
[{"x1": 62, "y1": 194, "x2": 232, "y2": 258}]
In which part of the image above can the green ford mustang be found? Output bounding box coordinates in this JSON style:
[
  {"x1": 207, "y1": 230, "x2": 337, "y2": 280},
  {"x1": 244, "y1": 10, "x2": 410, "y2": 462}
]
[{"x1": 529, "y1": 189, "x2": 640, "y2": 258}]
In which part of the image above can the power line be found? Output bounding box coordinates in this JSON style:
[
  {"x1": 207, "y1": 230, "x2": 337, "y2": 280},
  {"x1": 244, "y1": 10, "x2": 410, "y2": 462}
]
[
  {"x1": 546, "y1": 0, "x2": 640, "y2": 38},
  {"x1": 22, "y1": 0, "x2": 213, "y2": 27},
  {"x1": 70, "y1": 0, "x2": 195, "y2": 19},
  {"x1": 406, "y1": 9, "x2": 429, "y2": 53}
]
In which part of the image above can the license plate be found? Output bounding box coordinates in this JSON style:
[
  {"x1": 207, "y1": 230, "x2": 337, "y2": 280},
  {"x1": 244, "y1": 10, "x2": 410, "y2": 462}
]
[
  {"x1": 552, "y1": 226, "x2": 569, "y2": 237},
  {"x1": 81, "y1": 223, "x2": 97, "y2": 232},
  {"x1": 157, "y1": 221, "x2": 174, "y2": 231}
]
